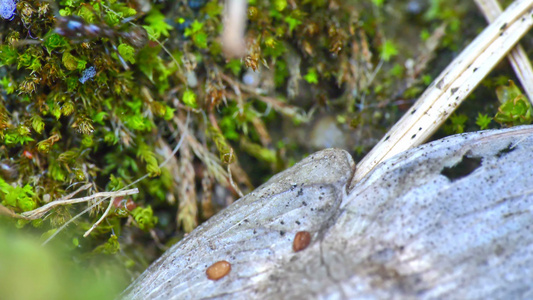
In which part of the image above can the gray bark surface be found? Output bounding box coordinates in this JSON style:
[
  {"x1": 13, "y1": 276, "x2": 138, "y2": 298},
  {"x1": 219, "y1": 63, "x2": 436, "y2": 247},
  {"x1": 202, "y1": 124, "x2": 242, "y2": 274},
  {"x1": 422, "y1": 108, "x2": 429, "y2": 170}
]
[{"x1": 123, "y1": 125, "x2": 533, "y2": 299}]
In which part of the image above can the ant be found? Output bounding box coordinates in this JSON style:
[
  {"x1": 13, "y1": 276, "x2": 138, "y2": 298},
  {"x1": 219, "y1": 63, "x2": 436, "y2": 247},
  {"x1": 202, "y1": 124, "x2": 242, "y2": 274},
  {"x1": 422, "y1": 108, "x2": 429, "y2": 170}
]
[
  {"x1": 13, "y1": 0, "x2": 180, "y2": 74},
  {"x1": 36, "y1": 0, "x2": 149, "y2": 70},
  {"x1": 54, "y1": 12, "x2": 148, "y2": 49}
]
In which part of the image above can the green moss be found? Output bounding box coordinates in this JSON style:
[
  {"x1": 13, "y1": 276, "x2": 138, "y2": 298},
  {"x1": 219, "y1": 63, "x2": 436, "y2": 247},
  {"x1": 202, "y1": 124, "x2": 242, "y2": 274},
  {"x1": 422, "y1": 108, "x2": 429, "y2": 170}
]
[
  {"x1": 131, "y1": 206, "x2": 158, "y2": 231},
  {"x1": 494, "y1": 80, "x2": 532, "y2": 126}
]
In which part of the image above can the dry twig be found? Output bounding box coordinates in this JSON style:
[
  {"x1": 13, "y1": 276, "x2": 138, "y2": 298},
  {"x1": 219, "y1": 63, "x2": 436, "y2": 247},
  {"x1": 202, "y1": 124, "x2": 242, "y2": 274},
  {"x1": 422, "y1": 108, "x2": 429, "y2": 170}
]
[
  {"x1": 41, "y1": 115, "x2": 190, "y2": 245},
  {"x1": 22, "y1": 187, "x2": 138, "y2": 220}
]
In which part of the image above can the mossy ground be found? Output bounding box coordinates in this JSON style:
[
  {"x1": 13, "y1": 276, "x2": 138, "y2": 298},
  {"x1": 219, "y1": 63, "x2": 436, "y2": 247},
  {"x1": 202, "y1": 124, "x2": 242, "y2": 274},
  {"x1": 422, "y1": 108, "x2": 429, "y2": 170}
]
[{"x1": 0, "y1": 0, "x2": 531, "y2": 295}]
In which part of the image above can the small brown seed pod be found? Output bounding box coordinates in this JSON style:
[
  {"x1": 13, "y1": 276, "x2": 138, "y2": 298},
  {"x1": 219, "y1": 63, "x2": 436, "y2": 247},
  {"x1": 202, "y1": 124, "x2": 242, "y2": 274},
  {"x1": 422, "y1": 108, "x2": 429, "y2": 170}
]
[
  {"x1": 293, "y1": 231, "x2": 312, "y2": 252},
  {"x1": 206, "y1": 260, "x2": 232, "y2": 281}
]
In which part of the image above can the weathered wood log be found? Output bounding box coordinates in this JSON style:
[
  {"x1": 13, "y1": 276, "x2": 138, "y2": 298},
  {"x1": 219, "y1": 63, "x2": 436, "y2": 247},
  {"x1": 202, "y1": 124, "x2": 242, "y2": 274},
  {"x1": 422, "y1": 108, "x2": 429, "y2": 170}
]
[{"x1": 123, "y1": 125, "x2": 533, "y2": 299}]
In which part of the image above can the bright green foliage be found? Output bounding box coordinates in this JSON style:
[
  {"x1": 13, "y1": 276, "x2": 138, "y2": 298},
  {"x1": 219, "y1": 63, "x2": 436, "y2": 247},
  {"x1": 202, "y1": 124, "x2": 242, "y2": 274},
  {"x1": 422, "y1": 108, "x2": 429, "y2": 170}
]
[
  {"x1": 118, "y1": 44, "x2": 136, "y2": 64},
  {"x1": 184, "y1": 20, "x2": 208, "y2": 49},
  {"x1": 284, "y1": 15, "x2": 302, "y2": 34},
  {"x1": 182, "y1": 89, "x2": 197, "y2": 108},
  {"x1": 475, "y1": 113, "x2": 492, "y2": 130},
  {"x1": 0, "y1": 177, "x2": 36, "y2": 212},
  {"x1": 444, "y1": 114, "x2": 468, "y2": 134},
  {"x1": 144, "y1": 10, "x2": 173, "y2": 40},
  {"x1": 0, "y1": 77, "x2": 15, "y2": 94},
  {"x1": 424, "y1": 0, "x2": 465, "y2": 50},
  {"x1": 0, "y1": 46, "x2": 18, "y2": 66},
  {"x1": 422, "y1": 75, "x2": 433, "y2": 85},
  {"x1": 372, "y1": 0, "x2": 384, "y2": 7},
  {"x1": 3, "y1": 128, "x2": 35, "y2": 146},
  {"x1": 131, "y1": 206, "x2": 158, "y2": 231},
  {"x1": 136, "y1": 143, "x2": 161, "y2": 177},
  {"x1": 31, "y1": 116, "x2": 45, "y2": 134},
  {"x1": 43, "y1": 34, "x2": 69, "y2": 54},
  {"x1": 225, "y1": 59, "x2": 242, "y2": 76},
  {"x1": 304, "y1": 68, "x2": 319, "y2": 84},
  {"x1": 494, "y1": 80, "x2": 532, "y2": 126},
  {"x1": 274, "y1": 0, "x2": 288, "y2": 11},
  {"x1": 381, "y1": 40, "x2": 398, "y2": 62},
  {"x1": 93, "y1": 235, "x2": 121, "y2": 255}
]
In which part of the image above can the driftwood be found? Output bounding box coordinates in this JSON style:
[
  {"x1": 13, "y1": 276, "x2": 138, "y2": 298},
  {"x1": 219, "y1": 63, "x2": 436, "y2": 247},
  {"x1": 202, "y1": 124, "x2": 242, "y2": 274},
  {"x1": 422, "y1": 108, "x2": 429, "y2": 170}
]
[{"x1": 123, "y1": 125, "x2": 533, "y2": 299}]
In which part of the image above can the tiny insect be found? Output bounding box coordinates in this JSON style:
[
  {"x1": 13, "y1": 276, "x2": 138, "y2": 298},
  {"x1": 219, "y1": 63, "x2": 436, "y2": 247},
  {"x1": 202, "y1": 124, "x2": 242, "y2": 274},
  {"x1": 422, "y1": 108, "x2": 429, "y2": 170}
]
[
  {"x1": 55, "y1": 15, "x2": 148, "y2": 49},
  {"x1": 293, "y1": 231, "x2": 311, "y2": 252},
  {"x1": 206, "y1": 260, "x2": 231, "y2": 281},
  {"x1": 49, "y1": 1, "x2": 148, "y2": 70}
]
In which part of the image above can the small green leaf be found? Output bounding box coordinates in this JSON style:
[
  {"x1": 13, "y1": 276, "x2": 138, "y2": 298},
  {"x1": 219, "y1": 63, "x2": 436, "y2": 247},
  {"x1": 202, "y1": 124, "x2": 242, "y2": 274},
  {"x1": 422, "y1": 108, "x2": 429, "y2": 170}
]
[
  {"x1": 76, "y1": 58, "x2": 87, "y2": 70},
  {"x1": 304, "y1": 68, "x2": 319, "y2": 84},
  {"x1": 284, "y1": 16, "x2": 302, "y2": 34},
  {"x1": 225, "y1": 59, "x2": 242, "y2": 76},
  {"x1": 494, "y1": 80, "x2": 533, "y2": 126},
  {"x1": 44, "y1": 34, "x2": 68, "y2": 54},
  {"x1": 131, "y1": 206, "x2": 158, "y2": 231},
  {"x1": 117, "y1": 44, "x2": 136, "y2": 64},
  {"x1": 182, "y1": 89, "x2": 197, "y2": 108},
  {"x1": 372, "y1": 0, "x2": 384, "y2": 7},
  {"x1": 0, "y1": 46, "x2": 18, "y2": 67},
  {"x1": 381, "y1": 40, "x2": 398, "y2": 62},
  {"x1": 193, "y1": 32, "x2": 208, "y2": 49},
  {"x1": 144, "y1": 10, "x2": 173, "y2": 40},
  {"x1": 0, "y1": 77, "x2": 15, "y2": 94},
  {"x1": 31, "y1": 116, "x2": 45, "y2": 134},
  {"x1": 93, "y1": 111, "x2": 109, "y2": 125},
  {"x1": 163, "y1": 106, "x2": 175, "y2": 121},
  {"x1": 187, "y1": 20, "x2": 204, "y2": 35},
  {"x1": 81, "y1": 135, "x2": 94, "y2": 148},
  {"x1": 49, "y1": 161, "x2": 66, "y2": 181},
  {"x1": 136, "y1": 143, "x2": 161, "y2": 177},
  {"x1": 475, "y1": 113, "x2": 492, "y2": 130},
  {"x1": 273, "y1": 0, "x2": 287, "y2": 11},
  {"x1": 77, "y1": 5, "x2": 96, "y2": 22},
  {"x1": 444, "y1": 114, "x2": 468, "y2": 134},
  {"x1": 204, "y1": 1, "x2": 223, "y2": 17},
  {"x1": 93, "y1": 235, "x2": 121, "y2": 254}
]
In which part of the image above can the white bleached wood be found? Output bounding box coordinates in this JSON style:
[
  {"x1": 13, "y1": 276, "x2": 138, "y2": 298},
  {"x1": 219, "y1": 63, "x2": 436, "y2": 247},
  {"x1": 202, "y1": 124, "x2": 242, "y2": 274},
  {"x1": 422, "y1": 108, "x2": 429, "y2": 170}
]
[
  {"x1": 122, "y1": 149, "x2": 354, "y2": 299},
  {"x1": 123, "y1": 125, "x2": 533, "y2": 299}
]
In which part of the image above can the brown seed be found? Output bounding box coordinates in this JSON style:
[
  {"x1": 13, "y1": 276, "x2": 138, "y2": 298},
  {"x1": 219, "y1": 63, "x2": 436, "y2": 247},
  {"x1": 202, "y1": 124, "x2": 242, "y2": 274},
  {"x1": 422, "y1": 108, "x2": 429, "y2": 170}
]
[
  {"x1": 206, "y1": 260, "x2": 231, "y2": 281},
  {"x1": 293, "y1": 231, "x2": 312, "y2": 252}
]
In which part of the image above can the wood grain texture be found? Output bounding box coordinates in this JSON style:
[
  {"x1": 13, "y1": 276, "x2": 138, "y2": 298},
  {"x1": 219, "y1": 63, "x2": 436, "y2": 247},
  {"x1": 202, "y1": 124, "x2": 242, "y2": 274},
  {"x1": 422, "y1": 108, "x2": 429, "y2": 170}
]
[
  {"x1": 122, "y1": 149, "x2": 355, "y2": 299},
  {"x1": 123, "y1": 126, "x2": 533, "y2": 299}
]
